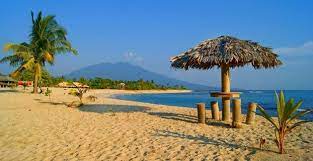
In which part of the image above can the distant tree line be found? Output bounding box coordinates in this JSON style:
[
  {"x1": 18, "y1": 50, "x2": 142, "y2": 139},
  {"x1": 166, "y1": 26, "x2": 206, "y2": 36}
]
[{"x1": 17, "y1": 69, "x2": 187, "y2": 90}]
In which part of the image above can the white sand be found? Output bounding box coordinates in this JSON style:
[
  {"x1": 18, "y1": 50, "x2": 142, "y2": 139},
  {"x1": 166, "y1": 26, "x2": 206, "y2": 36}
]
[{"x1": 0, "y1": 87, "x2": 312, "y2": 161}]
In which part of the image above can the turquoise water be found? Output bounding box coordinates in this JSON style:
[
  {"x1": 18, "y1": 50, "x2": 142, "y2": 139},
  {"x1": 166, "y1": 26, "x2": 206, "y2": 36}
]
[{"x1": 114, "y1": 90, "x2": 313, "y2": 120}]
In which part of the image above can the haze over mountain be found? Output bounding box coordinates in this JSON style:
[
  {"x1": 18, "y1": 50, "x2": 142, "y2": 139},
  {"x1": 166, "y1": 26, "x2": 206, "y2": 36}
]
[{"x1": 66, "y1": 62, "x2": 216, "y2": 90}]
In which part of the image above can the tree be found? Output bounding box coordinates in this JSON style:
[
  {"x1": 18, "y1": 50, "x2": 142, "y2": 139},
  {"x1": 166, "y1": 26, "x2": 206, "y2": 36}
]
[{"x1": 1, "y1": 11, "x2": 77, "y2": 93}]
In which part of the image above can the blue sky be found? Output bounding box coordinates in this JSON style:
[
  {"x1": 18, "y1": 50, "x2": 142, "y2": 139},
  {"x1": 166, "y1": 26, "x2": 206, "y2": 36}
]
[{"x1": 0, "y1": 0, "x2": 313, "y2": 90}]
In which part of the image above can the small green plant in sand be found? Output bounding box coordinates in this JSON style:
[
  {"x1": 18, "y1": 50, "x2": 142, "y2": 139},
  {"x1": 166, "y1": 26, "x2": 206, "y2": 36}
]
[
  {"x1": 257, "y1": 91, "x2": 312, "y2": 154},
  {"x1": 68, "y1": 83, "x2": 88, "y2": 107},
  {"x1": 44, "y1": 88, "x2": 52, "y2": 99},
  {"x1": 68, "y1": 88, "x2": 87, "y2": 104}
]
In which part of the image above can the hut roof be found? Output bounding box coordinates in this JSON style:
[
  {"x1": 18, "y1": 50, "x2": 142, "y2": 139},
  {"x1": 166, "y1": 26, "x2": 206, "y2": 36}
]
[
  {"x1": 171, "y1": 36, "x2": 282, "y2": 70},
  {"x1": 0, "y1": 75, "x2": 16, "y2": 82}
]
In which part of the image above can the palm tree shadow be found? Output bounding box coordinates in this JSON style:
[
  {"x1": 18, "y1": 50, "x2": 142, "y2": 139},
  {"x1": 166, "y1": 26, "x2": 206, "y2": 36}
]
[
  {"x1": 155, "y1": 130, "x2": 277, "y2": 154},
  {"x1": 147, "y1": 111, "x2": 230, "y2": 127},
  {"x1": 33, "y1": 98, "x2": 151, "y2": 113},
  {"x1": 79, "y1": 104, "x2": 150, "y2": 114},
  {"x1": 206, "y1": 120, "x2": 231, "y2": 128},
  {"x1": 0, "y1": 89, "x2": 19, "y2": 93},
  {"x1": 34, "y1": 98, "x2": 67, "y2": 106},
  {"x1": 39, "y1": 101, "x2": 67, "y2": 106},
  {"x1": 147, "y1": 112, "x2": 198, "y2": 123}
]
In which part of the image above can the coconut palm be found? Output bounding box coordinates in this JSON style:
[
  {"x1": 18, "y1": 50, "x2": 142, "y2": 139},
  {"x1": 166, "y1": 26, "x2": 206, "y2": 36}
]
[
  {"x1": 257, "y1": 91, "x2": 312, "y2": 154},
  {"x1": 1, "y1": 11, "x2": 77, "y2": 93}
]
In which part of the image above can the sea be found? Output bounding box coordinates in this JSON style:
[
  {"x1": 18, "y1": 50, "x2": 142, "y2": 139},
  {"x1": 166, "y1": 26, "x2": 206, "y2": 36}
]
[{"x1": 114, "y1": 90, "x2": 313, "y2": 120}]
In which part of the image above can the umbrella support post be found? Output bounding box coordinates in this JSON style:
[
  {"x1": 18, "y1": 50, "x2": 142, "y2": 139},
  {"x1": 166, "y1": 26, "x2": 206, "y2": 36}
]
[
  {"x1": 221, "y1": 64, "x2": 231, "y2": 122},
  {"x1": 222, "y1": 98, "x2": 231, "y2": 122}
]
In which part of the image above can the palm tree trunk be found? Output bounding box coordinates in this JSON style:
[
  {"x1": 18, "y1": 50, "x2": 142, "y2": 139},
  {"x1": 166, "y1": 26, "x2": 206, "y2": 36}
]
[{"x1": 33, "y1": 71, "x2": 38, "y2": 94}]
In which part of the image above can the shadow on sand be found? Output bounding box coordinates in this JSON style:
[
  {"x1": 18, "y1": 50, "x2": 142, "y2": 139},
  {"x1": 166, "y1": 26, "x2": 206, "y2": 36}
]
[
  {"x1": 34, "y1": 98, "x2": 68, "y2": 106},
  {"x1": 147, "y1": 111, "x2": 230, "y2": 127},
  {"x1": 34, "y1": 98, "x2": 150, "y2": 113},
  {"x1": 148, "y1": 112, "x2": 198, "y2": 123},
  {"x1": 0, "y1": 89, "x2": 19, "y2": 93},
  {"x1": 155, "y1": 130, "x2": 277, "y2": 154},
  {"x1": 79, "y1": 104, "x2": 150, "y2": 114}
]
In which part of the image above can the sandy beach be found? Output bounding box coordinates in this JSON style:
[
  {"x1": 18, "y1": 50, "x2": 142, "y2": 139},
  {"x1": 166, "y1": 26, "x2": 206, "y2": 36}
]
[{"x1": 0, "y1": 87, "x2": 312, "y2": 161}]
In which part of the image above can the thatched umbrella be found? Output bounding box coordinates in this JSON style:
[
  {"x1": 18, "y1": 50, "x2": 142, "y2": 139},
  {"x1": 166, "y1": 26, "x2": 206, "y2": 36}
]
[{"x1": 170, "y1": 36, "x2": 282, "y2": 121}]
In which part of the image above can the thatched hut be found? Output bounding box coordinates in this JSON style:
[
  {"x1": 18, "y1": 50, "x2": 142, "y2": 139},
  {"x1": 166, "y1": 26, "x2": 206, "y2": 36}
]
[
  {"x1": 171, "y1": 36, "x2": 282, "y2": 121},
  {"x1": 0, "y1": 73, "x2": 17, "y2": 88}
]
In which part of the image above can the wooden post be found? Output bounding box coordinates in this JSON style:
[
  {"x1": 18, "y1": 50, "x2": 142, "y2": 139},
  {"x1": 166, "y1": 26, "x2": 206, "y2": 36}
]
[
  {"x1": 221, "y1": 64, "x2": 231, "y2": 122},
  {"x1": 196, "y1": 103, "x2": 206, "y2": 124},
  {"x1": 211, "y1": 101, "x2": 220, "y2": 120},
  {"x1": 232, "y1": 99, "x2": 242, "y2": 128},
  {"x1": 246, "y1": 102, "x2": 257, "y2": 124}
]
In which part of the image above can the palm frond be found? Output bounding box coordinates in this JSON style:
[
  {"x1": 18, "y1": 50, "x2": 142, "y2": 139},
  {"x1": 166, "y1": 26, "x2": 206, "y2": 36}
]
[
  {"x1": 257, "y1": 105, "x2": 279, "y2": 131},
  {"x1": 286, "y1": 120, "x2": 311, "y2": 133},
  {"x1": 275, "y1": 92, "x2": 282, "y2": 123},
  {"x1": 43, "y1": 51, "x2": 54, "y2": 64},
  {"x1": 287, "y1": 109, "x2": 313, "y2": 124},
  {"x1": 284, "y1": 100, "x2": 303, "y2": 123},
  {"x1": 21, "y1": 58, "x2": 35, "y2": 70},
  {"x1": 282, "y1": 98, "x2": 295, "y2": 122}
]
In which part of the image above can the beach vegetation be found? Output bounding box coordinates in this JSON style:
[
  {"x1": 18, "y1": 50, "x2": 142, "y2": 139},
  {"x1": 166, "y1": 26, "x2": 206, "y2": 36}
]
[
  {"x1": 49, "y1": 76, "x2": 187, "y2": 90},
  {"x1": 257, "y1": 91, "x2": 312, "y2": 154},
  {"x1": 68, "y1": 83, "x2": 88, "y2": 104},
  {"x1": 44, "y1": 88, "x2": 52, "y2": 99}
]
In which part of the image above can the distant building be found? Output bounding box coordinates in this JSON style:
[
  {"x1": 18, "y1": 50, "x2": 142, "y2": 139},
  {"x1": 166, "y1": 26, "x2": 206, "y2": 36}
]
[
  {"x1": 57, "y1": 81, "x2": 89, "y2": 88},
  {"x1": 119, "y1": 83, "x2": 126, "y2": 89},
  {"x1": 0, "y1": 74, "x2": 17, "y2": 88}
]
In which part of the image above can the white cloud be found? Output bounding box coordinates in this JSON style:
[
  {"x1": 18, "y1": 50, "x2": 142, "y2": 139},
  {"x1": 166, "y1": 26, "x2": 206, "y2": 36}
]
[
  {"x1": 274, "y1": 41, "x2": 313, "y2": 56},
  {"x1": 123, "y1": 51, "x2": 144, "y2": 64}
]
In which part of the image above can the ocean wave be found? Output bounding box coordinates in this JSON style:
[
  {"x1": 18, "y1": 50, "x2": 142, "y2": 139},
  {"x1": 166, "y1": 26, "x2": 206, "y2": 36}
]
[
  {"x1": 297, "y1": 108, "x2": 311, "y2": 112},
  {"x1": 248, "y1": 91, "x2": 264, "y2": 94}
]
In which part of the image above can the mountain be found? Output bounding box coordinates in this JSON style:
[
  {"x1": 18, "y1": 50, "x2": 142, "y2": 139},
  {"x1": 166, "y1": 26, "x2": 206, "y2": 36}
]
[{"x1": 66, "y1": 62, "x2": 216, "y2": 90}]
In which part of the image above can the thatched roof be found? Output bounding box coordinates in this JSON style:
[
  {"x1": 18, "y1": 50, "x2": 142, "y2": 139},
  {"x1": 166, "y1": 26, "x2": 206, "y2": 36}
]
[
  {"x1": 171, "y1": 36, "x2": 282, "y2": 70},
  {"x1": 0, "y1": 75, "x2": 16, "y2": 82}
]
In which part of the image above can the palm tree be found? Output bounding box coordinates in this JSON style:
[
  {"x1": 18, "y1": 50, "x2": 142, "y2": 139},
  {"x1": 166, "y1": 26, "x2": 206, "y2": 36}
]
[
  {"x1": 1, "y1": 11, "x2": 77, "y2": 93},
  {"x1": 258, "y1": 91, "x2": 312, "y2": 154}
]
